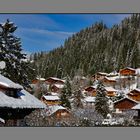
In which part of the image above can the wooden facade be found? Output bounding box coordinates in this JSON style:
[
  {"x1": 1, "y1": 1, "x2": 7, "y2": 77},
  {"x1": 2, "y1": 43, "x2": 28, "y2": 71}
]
[
  {"x1": 114, "y1": 98, "x2": 138, "y2": 110},
  {"x1": 84, "y1": 86, "x2": 96, "y2": 96},
  {"x1": 119, "y1": 67, "x2": 136, "y2": 76},
  {"x1": 41, "y1": 96, "x2": 60, "y2": 106},
  {"x1": 127, "y1": 89, "x2": 140, "y2": 101}
]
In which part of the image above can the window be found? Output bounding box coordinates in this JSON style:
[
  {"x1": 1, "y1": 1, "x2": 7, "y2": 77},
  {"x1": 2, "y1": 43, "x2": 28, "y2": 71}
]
[{"x1": 5, "y1": 89, "x2": 20, "y2": 98}]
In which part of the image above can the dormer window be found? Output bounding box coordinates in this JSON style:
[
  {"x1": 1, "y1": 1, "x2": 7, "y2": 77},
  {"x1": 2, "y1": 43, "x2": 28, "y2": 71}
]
[{"x1": 5, "y1": 89, "x2": 20, "y2": 98}]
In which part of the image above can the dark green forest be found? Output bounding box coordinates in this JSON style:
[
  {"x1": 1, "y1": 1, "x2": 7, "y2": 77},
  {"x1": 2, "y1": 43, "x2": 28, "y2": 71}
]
[{"x1": 29, "y1": 14, "x2": 140, "y2": 80}]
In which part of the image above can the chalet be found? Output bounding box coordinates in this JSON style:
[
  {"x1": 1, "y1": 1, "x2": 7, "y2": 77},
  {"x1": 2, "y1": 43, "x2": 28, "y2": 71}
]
[
  {"x1": 32, "y1": 77, "x2": 46, "y2": 84},
  {"x1": 41, "y1": 95, "x2": 60, "y2": 106},
  {"x1": 51, "y1": 84, "x2": 64, "y2": 93},
  {"x1": 0, "y1": 74, "x2": 46, "y2": 126},
  {"x1": 119, "y1": 67, "x2": 136, "y2": 76},
  {"x1": 104, "y1": 87, "x2": 117, "y2": 97},
  {"x1": 114, "y1": 97, "x2": 138, "y2": 111},
  {"x1": 83, "y1": 96, "x2": 96, "y2": 108},
  {"x1": 103, "y1": 77, "x2": 117, "y2": 87},
  {"x1": 84, "y1": 85, "x2": 97, "y2": 96},
  {"x1": 127, "y1": 88, "x2": 140, "y2": 101},
  {"x1": 46, "y1": 105, "x2": 71, "y2": 119},
  {"x1": 96, "y1": 72, "x2": 108, "y2": 80},
  {"x1": 45, "y1": 77, "x2": 65, "y2": 85}
]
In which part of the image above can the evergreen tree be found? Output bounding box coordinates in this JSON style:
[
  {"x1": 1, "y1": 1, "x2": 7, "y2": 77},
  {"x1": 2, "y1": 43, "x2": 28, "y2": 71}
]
[
  {"x1": 95, "y1": 82, "x2": 110, "y2": 118},
  {"x1": 0, "y1": 19, "x2": 30, "y2": 87},
  {"x1": 60, "y1": 77, "x2": 72, "y2": 109}
]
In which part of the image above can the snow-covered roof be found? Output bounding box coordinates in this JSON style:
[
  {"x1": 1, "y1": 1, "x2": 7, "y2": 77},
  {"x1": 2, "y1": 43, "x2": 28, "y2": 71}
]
[
  {"x1": 132, "y1": 104, "x2": 140, "y2": 110},
  {"x1": 0, "y1": 74, "x2": 23, "y2": 89},
  {"x1": 104, "y1": 87, "x2": 117, "y2": 92},
  {"x1": 43, "y1": 95, "x2": 60, "y2": 101},
  {"x1": 129, "y1": 88, "x2": 140, "y2": 94},
  {"x1": 97, "y1": 72, "x2": 108, "y2": 75},
  {"x1": 0, "y1": 90, "x2": 46, "y2": 109},
  {"x1": 107, "y1": 71, "x2": 118, "y2": 76},
  {"x1": 53, "y1": 84, "x2": 64, "y2": 89},
  {"x1": 47, "y1": 77, "x2": 65, "y2": 83},
  {"x1": 120, "y1": 67, "x2": 136, "y2": 72},
  {"x1": 84, "y1": 96, "x2": 96, "y2": 103},
  {"x1": 104, "y1": 76, "x2": 117, "y2": 81},
  {"x1": 49, "y1": 92, "x2": 59, "y2": 96},
  {"x1": 0, "y1": 118, "x2": 5, "y2": 124},
  {"x1": 46, "y1": 105, "x2": 68, "y2": 116},
  {"x1": 36, "y1": 77, "x2": 46, "y2": 81},
  {"x1": 113, "y1": 97, "x2": 139, "y2": 104}
]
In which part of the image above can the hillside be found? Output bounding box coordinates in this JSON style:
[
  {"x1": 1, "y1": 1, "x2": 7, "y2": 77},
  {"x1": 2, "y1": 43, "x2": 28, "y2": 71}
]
[{"x1": 30, "y1": 14, "x2": 140, "y2": 79}]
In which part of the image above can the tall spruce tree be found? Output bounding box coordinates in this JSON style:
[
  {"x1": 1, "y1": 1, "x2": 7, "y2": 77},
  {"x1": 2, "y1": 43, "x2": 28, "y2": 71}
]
[
  {"x1": 95, "y1": 82, "x2": 110, "y2": 118},
  {"x1": 0, "y1": 19, "x2": 30, "y2": 87},
  {"x1": 60, "y1": 77, "x2": 72, "y2": 109}
]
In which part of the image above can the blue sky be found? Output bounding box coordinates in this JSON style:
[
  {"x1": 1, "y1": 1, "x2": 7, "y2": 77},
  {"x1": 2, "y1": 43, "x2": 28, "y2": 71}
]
[{"x1": 0, "y1": 14, "x2": 131, "y2": 54}]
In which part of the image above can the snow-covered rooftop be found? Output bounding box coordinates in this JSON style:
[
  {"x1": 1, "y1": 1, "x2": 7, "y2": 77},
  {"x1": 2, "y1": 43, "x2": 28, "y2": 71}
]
[
  {"x1": 46, "y1": 105, "x2": 68, "y2": 116},
  {"x1": 0, "y1": 74, "x2": 23, "y2": 89},
  {"x1": 54, "y1": 84, "x2": 64, "y2": 89},
  {"x1": 84, "y1": 96, "x2": 96, "y2": 103},
  {"x1": 47, "y1": 77, "x2": 65, "y2": 83},
  {"x1": 104, "y1": 76, "x2": 117, "y2": 81},
  {"x1": 0, "y1": 90, "x2": 46, "y2": 109},
  {"x1": 36, "y1": 77, "x2": 46, "y2": 81},
  {"x1": 104, "y1": 87, "x2": 117, "y2": 92},
  {"x1": 113, "y1": 96, "x2": 139, "y2": 104},
  {"x1": 43, "y1": 95, "x2": 60, "y2": 101},
  {"x1": 0, "y1": 74, "x2": 46, "y2": 109}
]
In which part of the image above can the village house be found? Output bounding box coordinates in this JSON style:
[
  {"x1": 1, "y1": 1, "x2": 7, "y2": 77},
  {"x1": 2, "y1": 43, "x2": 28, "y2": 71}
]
[
  {"x1": 84, "y1": 85, "x2": 97, "y2": 96},
  {"x1": 41, "y1": 95, "x2": 60, "y2": 106},
  {"x1": 95, "y1": 72, "x2": 108, "y2": 80},
  {"x1": 119, "y1": 67, "x2": 136, "y2": 76},
  {"x1": 113, "y1": 97, "x2": 139, "y2": 111},
  {"x1": 103, "y1": 77, "x2": 117, "y2": 88},
  {"x1": 83, "y1": 96, "x2": 96, "y2": 108},
  {"x1": 104, "y1": 87, "x2": 117, "y2": 97},
  {"x1": 46, "y1": 105, "x2": 71, "y2": 119},
  {"x1": 51, "y1": 84, "x2": 64, "y2": 93},
  {"x1": 45, "y1": 77, "x2": 65, "y2": 85},
  {"x1": 0, "y1": 74, "x2": 46, "y2": 126},
  {"x1": 127, "y1": 88, "x2": 140, "y2": 101}
]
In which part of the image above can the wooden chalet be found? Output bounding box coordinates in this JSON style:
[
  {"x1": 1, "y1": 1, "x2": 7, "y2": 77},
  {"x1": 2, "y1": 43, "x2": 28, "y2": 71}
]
[
  {"x1": 127, "y1": 88, "x2": 140, "y2": 101},
  {"x1": 51, "y1": 84, "x2": 64, "y2": 93},
  {"x1": 41, "y1": 95, "x2": 60, "y2": 106},
  {"x1": 119, "y1": 67, "x2": 136, "y2": 76},
  {"x1": 45, "y1": 77, "x2": 65, "y2": 85},
  {"x1": 103, "y1": 77, "x2": 117, "y2": 87},
  {"x1": 46, "y1": 105, "x2": 71, "y2": 119},
  {"x1": 114, "y1": 97, "x2": 138, "y2": 111},
  {"x1": 96, "y1": 72, "x2": 108, "y2": 80},
  {"x1": 104, "y1": 87, "x2": 117, "y2": 97},
  {"x1": 0, "y1": 74, "x2": 46, "y2": 126},
  {"x1": 83, "y1": 96, "x2": 96, "y2": 108},
  {"x1": 84, "y1": 86, "x2": 97, "y2": 96}
]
